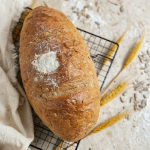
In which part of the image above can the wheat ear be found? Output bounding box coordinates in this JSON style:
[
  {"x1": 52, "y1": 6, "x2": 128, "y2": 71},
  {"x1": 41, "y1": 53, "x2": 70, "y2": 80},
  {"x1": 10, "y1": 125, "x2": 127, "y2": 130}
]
[
  {"x1": 13, "y1": 0, "x2": 37, "y2": 43},
  {"x1": 102, "y1": 25, "x2": 130, "y2": 68}
]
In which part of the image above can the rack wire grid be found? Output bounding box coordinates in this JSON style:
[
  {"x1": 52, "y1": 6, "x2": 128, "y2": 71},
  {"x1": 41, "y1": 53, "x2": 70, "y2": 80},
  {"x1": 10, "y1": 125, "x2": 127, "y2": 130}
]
[{"x1": 13, "y1": 7, "x2": 119, "y2": 150}]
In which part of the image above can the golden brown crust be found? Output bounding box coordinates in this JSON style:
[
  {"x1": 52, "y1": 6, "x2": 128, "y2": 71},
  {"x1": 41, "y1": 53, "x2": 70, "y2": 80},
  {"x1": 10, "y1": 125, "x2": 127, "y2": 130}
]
[{"x1": 19, "y1": 6, "x2": 101, "y2": 142}]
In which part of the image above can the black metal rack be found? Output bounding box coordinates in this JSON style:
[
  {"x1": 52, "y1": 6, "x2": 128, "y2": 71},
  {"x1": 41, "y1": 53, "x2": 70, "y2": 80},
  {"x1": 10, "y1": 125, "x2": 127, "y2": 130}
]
[{"x1": 13, "y1": 7, "x2": 119, "y2": 150}]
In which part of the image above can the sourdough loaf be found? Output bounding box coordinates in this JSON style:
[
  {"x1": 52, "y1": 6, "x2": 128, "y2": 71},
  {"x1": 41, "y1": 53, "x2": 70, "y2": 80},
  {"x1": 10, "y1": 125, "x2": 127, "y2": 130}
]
[{"x1": 19, "y1": 6, "x2": 101, "y2": 142}]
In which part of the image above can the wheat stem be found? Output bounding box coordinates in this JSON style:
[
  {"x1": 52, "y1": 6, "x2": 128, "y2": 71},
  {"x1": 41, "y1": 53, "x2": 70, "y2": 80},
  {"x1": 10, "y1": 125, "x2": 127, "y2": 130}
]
[{"x1": 101, "y1": 71, "x2": 121, "y2": 95}]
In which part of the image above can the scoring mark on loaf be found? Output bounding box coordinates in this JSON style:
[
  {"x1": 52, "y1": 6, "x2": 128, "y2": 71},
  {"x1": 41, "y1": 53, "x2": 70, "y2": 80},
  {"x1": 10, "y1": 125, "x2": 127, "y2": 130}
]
[{"x1": 32, "y1": 49, "x2": 59, "y2": 74}]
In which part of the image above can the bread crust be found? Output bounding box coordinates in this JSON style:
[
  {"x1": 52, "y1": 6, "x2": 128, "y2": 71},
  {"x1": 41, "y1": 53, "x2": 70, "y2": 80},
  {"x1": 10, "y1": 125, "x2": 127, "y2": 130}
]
[{"x1": 19, "y1": 6, "x2": 101, "y2": 142}]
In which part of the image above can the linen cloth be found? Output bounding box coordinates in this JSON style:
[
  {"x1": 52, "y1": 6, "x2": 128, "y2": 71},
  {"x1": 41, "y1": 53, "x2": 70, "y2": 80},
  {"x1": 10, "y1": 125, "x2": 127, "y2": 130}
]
[{"x1": 0, "y1": 0, "x2": 34, "y2": 150}]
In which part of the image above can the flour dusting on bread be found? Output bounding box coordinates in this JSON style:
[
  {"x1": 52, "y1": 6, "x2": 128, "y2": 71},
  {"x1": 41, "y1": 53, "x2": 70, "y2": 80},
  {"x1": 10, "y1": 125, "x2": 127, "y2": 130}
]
[{"x1": 32, "y1": 50, "x2": 59, "y2": 74}]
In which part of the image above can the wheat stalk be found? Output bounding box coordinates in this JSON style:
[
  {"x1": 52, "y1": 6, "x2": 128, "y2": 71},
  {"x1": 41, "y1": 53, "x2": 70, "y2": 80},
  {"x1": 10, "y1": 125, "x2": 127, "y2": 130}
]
[
  {"x1": 86, "y1": 109, "x2": 132, "y2": 137},
  {"x1": 102, "y1": 26, "x2": 130, "y2": 68},
  {"x1": 102, "y1": 32, "x2": 146, "y2": 95}
]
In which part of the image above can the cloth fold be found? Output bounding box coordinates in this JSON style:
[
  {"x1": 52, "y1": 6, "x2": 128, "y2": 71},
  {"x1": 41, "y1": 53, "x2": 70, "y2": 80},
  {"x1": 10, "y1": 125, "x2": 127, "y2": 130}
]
[{"x1": 0, "y1": 0, "x2": 34, "y2": 150}]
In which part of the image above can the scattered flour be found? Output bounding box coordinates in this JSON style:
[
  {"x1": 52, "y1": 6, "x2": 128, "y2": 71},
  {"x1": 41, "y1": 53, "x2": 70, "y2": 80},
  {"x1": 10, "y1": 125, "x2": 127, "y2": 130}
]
[
  {"x1": 32, "y1": 50, "x2": 59, "y2": 74},
  {"x1": 46, "y1": 76, "x2": 58, "y2": 87},
  {"x1": 34, "y1": 76, "x2": 38, "y2": 82}
]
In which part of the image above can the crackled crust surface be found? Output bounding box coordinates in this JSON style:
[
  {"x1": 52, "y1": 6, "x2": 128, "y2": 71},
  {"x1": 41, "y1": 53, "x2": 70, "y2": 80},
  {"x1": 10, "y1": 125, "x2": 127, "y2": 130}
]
[{"x1": 19, "y1": 6, "x2": 101, "y2": 142}]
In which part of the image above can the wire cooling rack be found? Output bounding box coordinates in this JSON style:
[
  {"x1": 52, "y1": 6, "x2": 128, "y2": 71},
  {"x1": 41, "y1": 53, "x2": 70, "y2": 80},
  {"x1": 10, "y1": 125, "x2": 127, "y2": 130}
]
[{"x1": 13, "y1": 7, "x2": 119, "y2": 150}]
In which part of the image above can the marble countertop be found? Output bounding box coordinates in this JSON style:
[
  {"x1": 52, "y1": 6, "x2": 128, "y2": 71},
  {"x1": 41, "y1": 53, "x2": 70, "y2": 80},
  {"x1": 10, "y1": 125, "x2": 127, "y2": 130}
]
[{"x1": 33, "y1": 0, "x2": 150, "y2": 149}]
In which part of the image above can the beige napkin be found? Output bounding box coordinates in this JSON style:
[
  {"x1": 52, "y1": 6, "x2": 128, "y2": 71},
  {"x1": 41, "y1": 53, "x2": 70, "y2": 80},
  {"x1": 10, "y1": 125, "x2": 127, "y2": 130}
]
[{"x1": 0, "y1": 0, "x2": 34, "y2": 150}]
